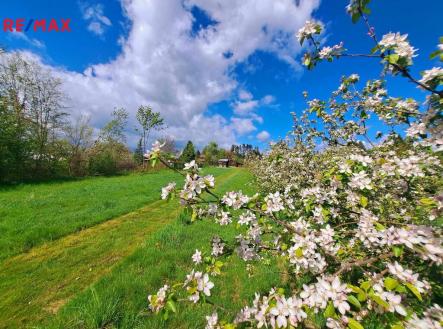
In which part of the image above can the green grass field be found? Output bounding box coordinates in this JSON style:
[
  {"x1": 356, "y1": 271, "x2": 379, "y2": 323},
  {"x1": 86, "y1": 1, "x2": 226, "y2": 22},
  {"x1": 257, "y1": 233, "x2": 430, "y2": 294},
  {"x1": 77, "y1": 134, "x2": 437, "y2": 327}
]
[
  {"x1": 0, "y1": 170, "x2": 182, "y2": 261},
  {"x1": 0, "y1": 167, "x2": 281, "y2": 328}
]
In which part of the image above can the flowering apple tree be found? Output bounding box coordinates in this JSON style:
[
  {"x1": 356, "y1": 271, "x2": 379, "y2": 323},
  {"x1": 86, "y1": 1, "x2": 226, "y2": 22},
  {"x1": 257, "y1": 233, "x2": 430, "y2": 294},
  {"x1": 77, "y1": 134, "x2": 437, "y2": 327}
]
[{"x1": 146, "y1": 1, "x2": 442, "y2": 328}]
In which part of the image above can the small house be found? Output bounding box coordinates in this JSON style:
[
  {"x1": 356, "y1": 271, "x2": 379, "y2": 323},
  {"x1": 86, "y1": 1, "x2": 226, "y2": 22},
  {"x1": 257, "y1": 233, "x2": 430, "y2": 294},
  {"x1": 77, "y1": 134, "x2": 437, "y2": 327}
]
[{"x1": 218, "y1": 158, "x2": 229, "y2": 167}]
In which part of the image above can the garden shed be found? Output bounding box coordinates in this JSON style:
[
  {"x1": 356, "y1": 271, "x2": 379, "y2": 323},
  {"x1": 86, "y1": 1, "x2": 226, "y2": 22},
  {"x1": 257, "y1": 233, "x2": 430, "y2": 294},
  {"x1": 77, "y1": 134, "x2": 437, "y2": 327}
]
[{"x1": 218, "y1": 158, "x2": 229, "y2": 167}]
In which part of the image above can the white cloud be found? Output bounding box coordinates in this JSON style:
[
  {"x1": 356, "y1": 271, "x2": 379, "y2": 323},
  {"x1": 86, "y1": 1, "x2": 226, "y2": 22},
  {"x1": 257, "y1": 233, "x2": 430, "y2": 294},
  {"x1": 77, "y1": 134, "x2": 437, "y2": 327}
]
[
  {"x1": 231, "y1": 117, "x2": 257, "y2": 135},
  {"x1": 17, "y1": 0, "x2": 320, "y2": 148},
  {"x1": 10, "y1": 33, "x2": 45, "y2": 49},
  {"x1": 238, "y1": 89, "x2": 253, "y2": 101},
  {"x1": 257, "y1": 130, "x2": 270, "y2": 142},
  {"x1": 262, "y1": 94, "x2": 275, "y2": 105},
  {"x1": 81, "y1": 3, "x2": 112, "y2": 36},
  {"x1": 233, "y1": 99, "x2": 260, "y2": 116},
  {"x1": 232, "y1": 92, "x2": 276, "y2": 116}
]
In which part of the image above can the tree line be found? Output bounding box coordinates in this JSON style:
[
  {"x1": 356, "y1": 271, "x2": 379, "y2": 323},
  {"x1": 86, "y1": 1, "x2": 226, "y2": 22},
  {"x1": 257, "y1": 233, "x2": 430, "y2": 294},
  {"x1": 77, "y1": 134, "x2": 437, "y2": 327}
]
[{"x1": 0, "y1": 52, "x2": 259, "y2": 183}]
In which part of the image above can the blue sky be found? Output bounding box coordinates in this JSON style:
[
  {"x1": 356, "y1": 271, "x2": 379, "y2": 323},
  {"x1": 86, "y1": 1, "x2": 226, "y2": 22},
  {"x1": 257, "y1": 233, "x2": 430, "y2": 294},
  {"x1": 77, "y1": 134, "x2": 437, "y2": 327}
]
[{"x1": 1, "y1": 0, "x2": 442, "y2": 150}]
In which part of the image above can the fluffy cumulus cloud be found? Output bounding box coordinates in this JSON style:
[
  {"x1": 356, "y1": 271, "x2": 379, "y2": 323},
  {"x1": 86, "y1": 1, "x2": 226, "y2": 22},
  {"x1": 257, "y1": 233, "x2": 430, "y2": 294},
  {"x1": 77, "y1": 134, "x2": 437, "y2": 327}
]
[
  {"x1": 231, "y1": 117, "x2": 257, "y2": 135},
  {"x1": 81, "y1": 2, "x2": 112, "y2": 36},
  {"x1": 22, "y1": 0, "x2": 320, "y2": 148},
  {"x1": 232, "y1": 91, "x2": 276, "y2": 116},
  {"x1": 257, "y1": 130, "x2": 271, "y2": 142}
]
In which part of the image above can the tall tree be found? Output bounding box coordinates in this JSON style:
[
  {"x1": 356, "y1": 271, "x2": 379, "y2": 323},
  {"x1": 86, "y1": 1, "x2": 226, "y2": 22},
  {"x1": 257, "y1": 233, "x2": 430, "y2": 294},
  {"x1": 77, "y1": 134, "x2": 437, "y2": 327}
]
[
  {"x1": 0, "y1": 95, "x2": 31, "y2": 181},
  {"x1": 202, "y1": 141, "x2": 220, "y2": 165},
  {"x1": 64, "y1": 115, "x2": 94, "y2": 176},
  {"x1": 180, "y1": 141, "x2": 196, "y2": 163},
  {"x1": 100, "y1": 108, "x2": 128, "y2": 144},
  {"x1": 0, "y1": 52, "x2": 67, "y2": 179},
  {"x1": 136, "y1": 105, "x2": 164, "y2": 154},
  {"x1": 133, "y1": 138, "x2": 144, "y2": 165}
]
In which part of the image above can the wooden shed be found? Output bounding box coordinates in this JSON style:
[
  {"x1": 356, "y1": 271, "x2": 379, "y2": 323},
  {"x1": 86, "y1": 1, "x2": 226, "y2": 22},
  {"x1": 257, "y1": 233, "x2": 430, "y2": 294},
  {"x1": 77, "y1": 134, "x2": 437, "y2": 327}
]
[{"x1": 218, "y1": 158, "x2": 229, "y2": 167}]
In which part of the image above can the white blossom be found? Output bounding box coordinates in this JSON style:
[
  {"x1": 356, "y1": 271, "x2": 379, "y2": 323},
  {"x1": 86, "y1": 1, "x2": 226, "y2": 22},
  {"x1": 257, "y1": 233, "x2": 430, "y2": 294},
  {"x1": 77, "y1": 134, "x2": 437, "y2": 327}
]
[
  {"x1": 296, "y1": 20, "x2": 323, "y2": 43},
  {"x1": 216, "y1": 211, "x2": 232, "y2": 225},
  {"x1": 148, "y1": 284, "x2": 169, "y2": 312},
  {"x1": 319, "y1": 43, "x2": 345, "y2": 59},
  {"x1": 198, "y1": 273, "x2": 215, "y2": 296},
  {"x1": 419, "y1": 67, "x2": 443, "y2": 86},
  {"x1": 192, "y1": 249, "x2": 202, "y2": 264},
  {"x1": 349, "y1": 154, "x2": 373, "y2": 166},
  {"x1": 238, "y1": 210, "x2": 256, "y2": 226},
  {"x1": 349, "y1": 171, "x2": 372, "y2": 190},
  {"x1": 406, "y1": 304, "x2": 443, "y2": 329},
  {"x1": 407, "y1": 122, "x2": 426, "y2": 137},
  {"x1": 211, "y1": 236, "x2": 225, "y2": 256},
  {"x1": 379, "y1": 32, "x2": 417, "y2": 62},
  {"x1": 222, "y1": 191, "x2": 250, "y2": 209},
  {"x1": 144, "y1": 140, "x2": 165, "y2": 159},
  {"x1": 265, "y1": 192, "x2": 285, "y2": 213},
  {"x1": 184, "y1": 160, "x2": 199, "y2": 171},
  {"x1": 387, "y1": 262, "x2": 430, "y2": 293},
  {"x1": 161, "y1": 182, "x2": 176, "y2": 200},
  {"x1": 205, "y1": 313, "x2": 219, "y2": 329}
]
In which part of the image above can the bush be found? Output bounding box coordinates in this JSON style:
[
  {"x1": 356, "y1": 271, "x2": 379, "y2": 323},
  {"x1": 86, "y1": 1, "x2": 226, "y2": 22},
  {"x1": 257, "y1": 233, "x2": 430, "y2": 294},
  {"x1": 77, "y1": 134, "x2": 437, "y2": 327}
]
[{"x1": 88, "y1": 142, "x2": 135, "y2": 176}]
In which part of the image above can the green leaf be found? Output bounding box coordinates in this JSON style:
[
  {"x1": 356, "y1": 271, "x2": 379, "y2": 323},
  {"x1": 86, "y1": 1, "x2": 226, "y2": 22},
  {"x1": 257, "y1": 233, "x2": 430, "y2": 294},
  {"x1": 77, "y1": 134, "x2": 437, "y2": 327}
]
[
  {"x1": 395, "y1": 285, "x2": 407, "y2": 293},
  {"x1": 391, "y1": 324, "x2": 405, "y2": 329},
  {"x1": 191, "y1": 210, "x2": 197, "y2": 222},
  {"x1": 405, "y1": 282, "x2": 423, "y2": 301},
  {"x1": 357, "y1": 291, "x2": 367, "y2": 302},
  {"x1": 151, "y1": 158, "x2": 158, "y2": 167},
  {"x1": 386, "y1": 54, "x2": 400, "y2": 64},
  {"x1": 324, "y1": 301, "x2": 336, "y2": 318},
  {"x1": 348, "y1": 318, "x2": 364, "y2": 329},
  {"x1": 360, "y1": 195, "x2": 368, "y2": 207},
  {"x1": 222, "y1": 324, "x2": 236, "y2": 329},
  {"x1": 163, "y1": 310, "x2": 169, "y2": 320},
  {"x1": 370, "y1": 294, "x2": 390, "y2": 309},
  {"x1": 370, "y1": 45, "x2": 380, "y2": 54},
  {"x1": 393, "y1": 246, "x2": 404, "y2": 257},
  {"x1": 347, "y1": 285, "x2": 364, "y2": 294},
  {"x1": 351, "y1": 13, "x2": 361, "y2": 23},
  {"x1": 166, "y1": 300, "x2": 177, "y2": 313},
  {"x1": 419, "y1": 198, "x2": 436, "y2": 206},
  {"x1": 347, "y1": 295, "x2": 361, "y2": 309},
  {"x1": 430, "y1": 50, "x2": 440, "y2": 60},
  {"x1": 295, "y1": 247, "x2": 303, "y2": 258},
  {"x1": 384, "y1": 277, "x2": 399, "y2": 291},
  {"x1": 360, "y1": 281, "x2": 371, "y2": 292}
]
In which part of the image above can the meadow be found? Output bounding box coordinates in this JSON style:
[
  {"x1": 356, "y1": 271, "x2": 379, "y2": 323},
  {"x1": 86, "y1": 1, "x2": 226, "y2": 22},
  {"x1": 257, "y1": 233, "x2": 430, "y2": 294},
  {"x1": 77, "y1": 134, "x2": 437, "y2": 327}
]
[{"x1": 0, "y1": 167, "x2": 281, "y2": 328}]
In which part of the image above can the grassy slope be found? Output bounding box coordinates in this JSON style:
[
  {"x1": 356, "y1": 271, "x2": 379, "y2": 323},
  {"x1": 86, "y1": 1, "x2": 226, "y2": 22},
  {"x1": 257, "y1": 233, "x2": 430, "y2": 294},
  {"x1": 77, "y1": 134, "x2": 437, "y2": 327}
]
[
  {"x1": 0, "y1": 168, "x2": 241, "y2": 328},
  {"x1": 46, "y1": 169, "x2": 283, "y2": 329},
  {"x1": 0, "y1": 170, "x2": 186, "y2": 261}
]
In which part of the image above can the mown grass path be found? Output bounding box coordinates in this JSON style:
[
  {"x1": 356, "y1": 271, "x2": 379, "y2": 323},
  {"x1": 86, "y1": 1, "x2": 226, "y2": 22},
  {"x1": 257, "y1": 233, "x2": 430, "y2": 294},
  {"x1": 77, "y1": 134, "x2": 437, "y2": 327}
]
[
  {"x1": 0, "y1": 168, "x2": 240, "y2": 329},
  {"x1": 45, "y1": 167, "x2": 279, "y2": 329}
]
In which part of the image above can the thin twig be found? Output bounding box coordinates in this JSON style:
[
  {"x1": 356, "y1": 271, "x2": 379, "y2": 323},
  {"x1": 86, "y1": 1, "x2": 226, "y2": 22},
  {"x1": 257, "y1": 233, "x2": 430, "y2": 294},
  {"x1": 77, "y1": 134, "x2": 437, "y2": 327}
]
[
  {"x1": 334, "y1": 252, "x2": 393, "y2": 276},
  {"x1": 158, "y1": 157, "x2": 186, "y2": 177}
]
